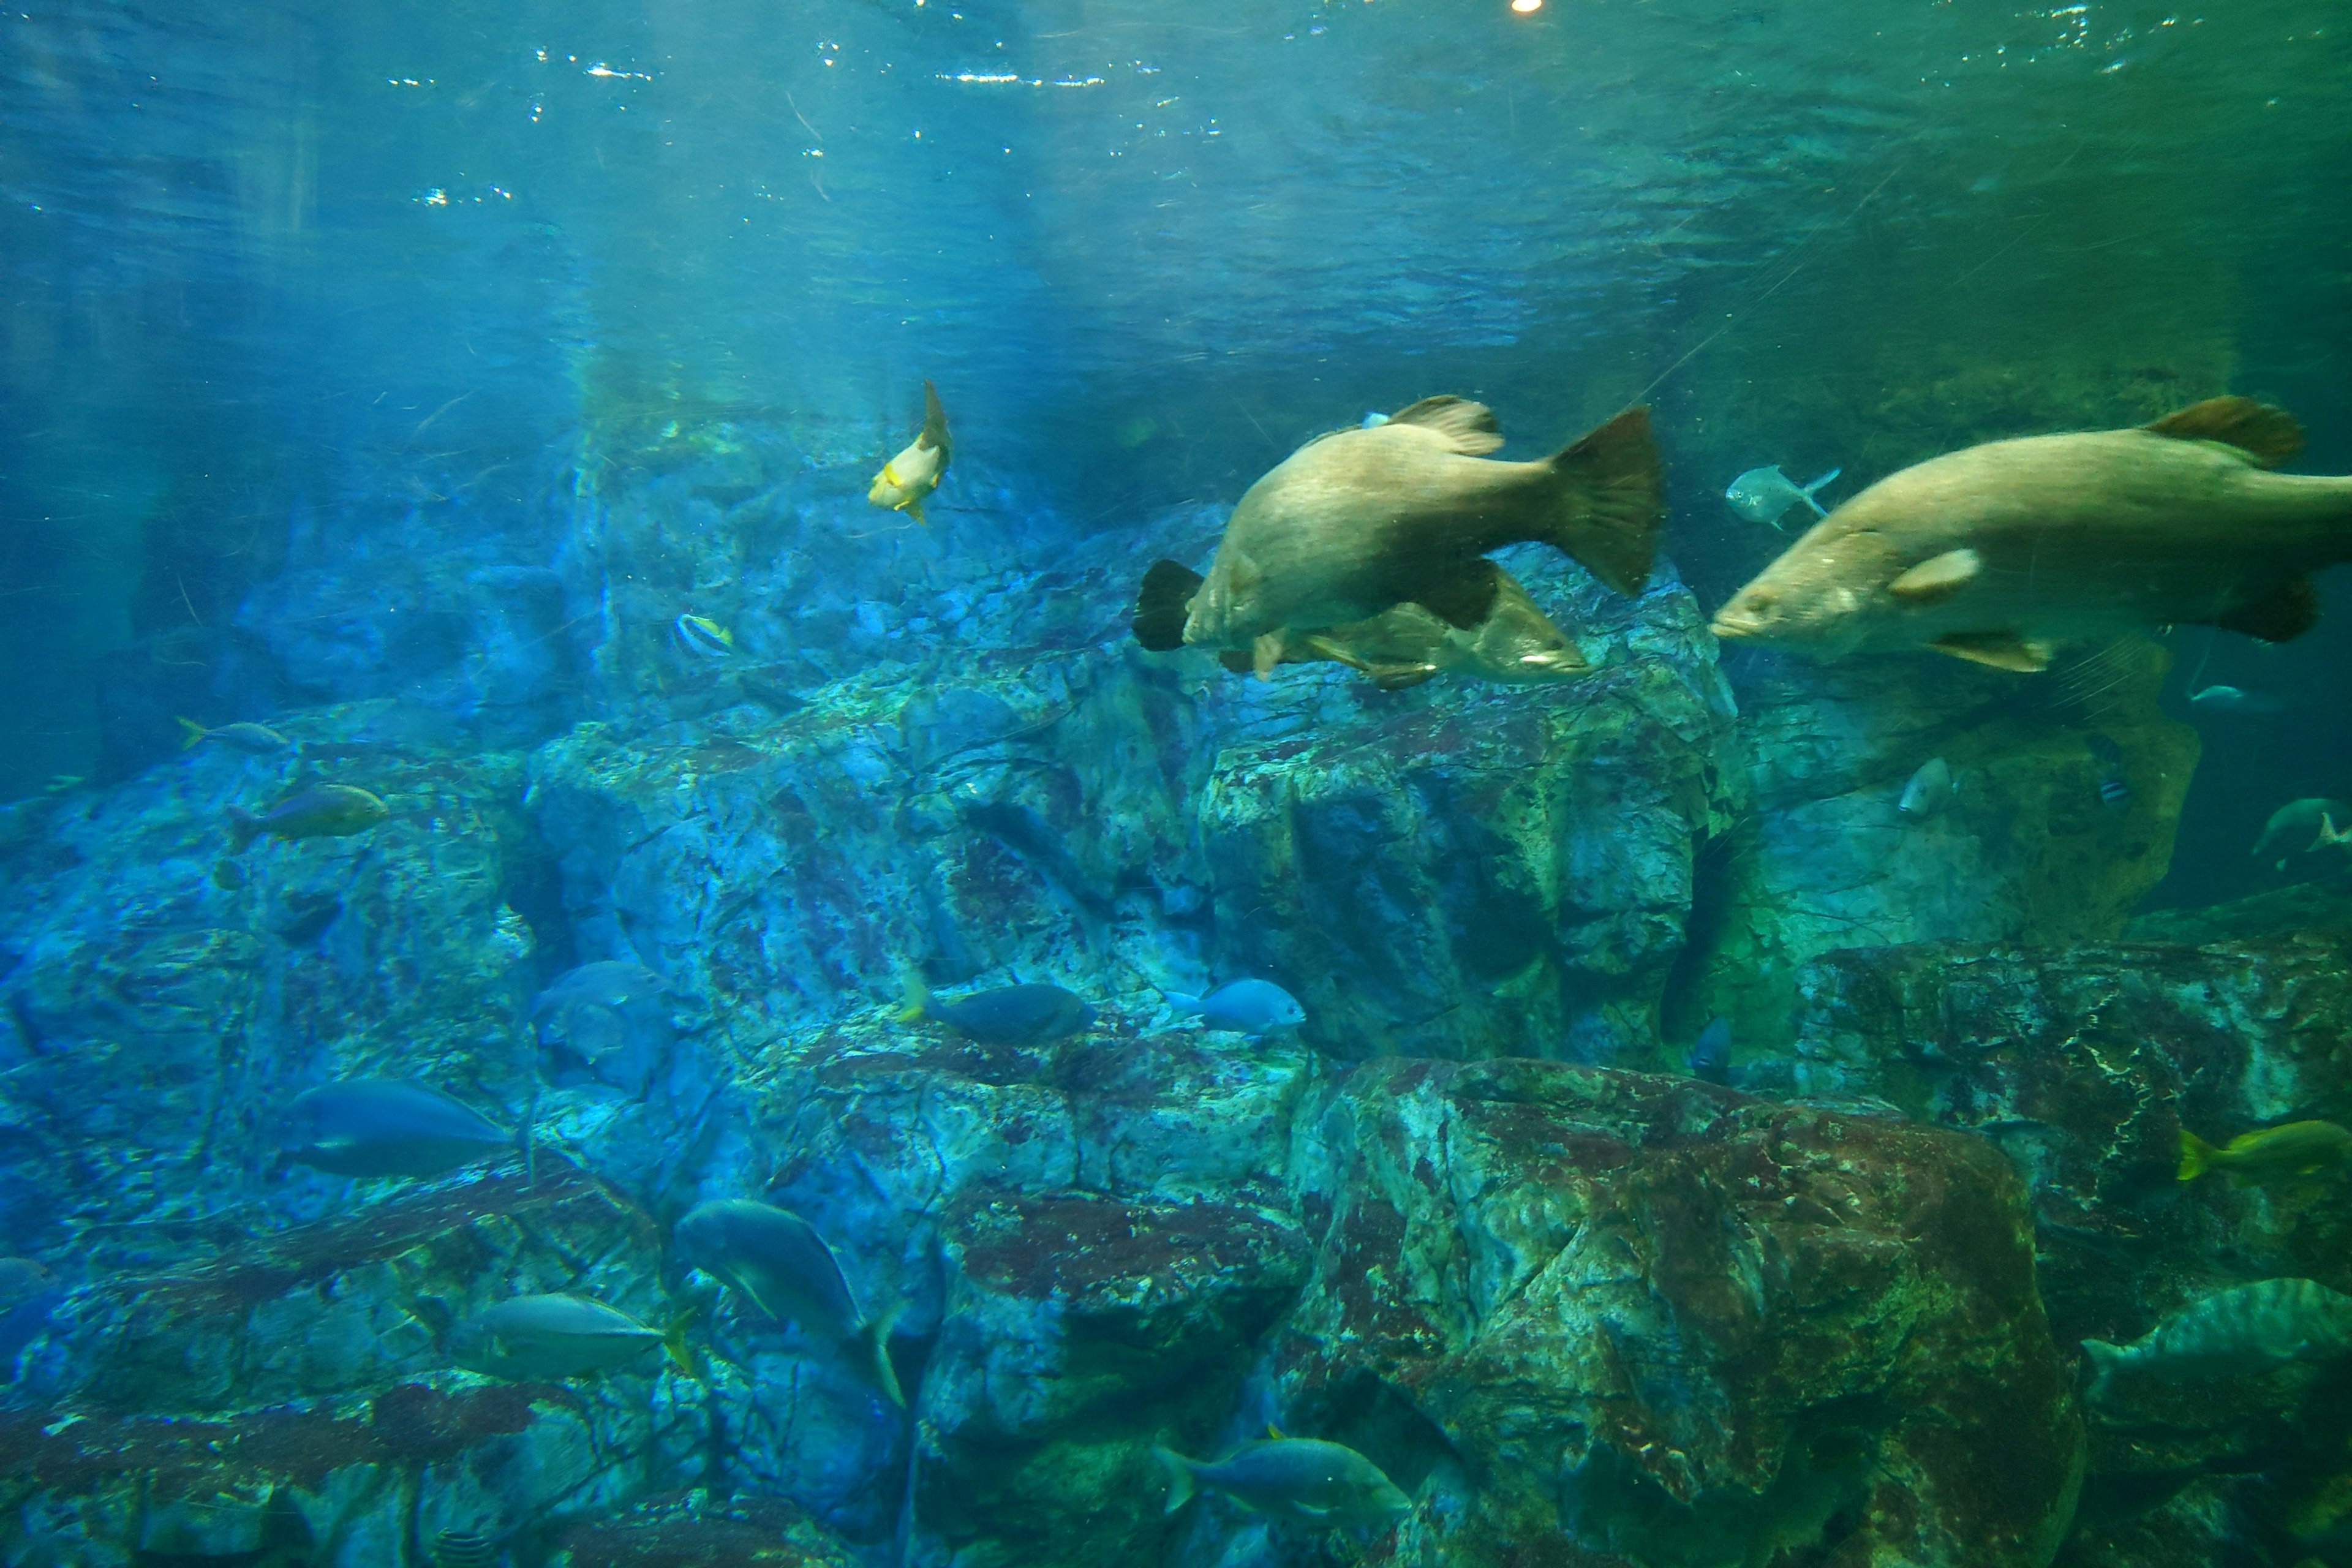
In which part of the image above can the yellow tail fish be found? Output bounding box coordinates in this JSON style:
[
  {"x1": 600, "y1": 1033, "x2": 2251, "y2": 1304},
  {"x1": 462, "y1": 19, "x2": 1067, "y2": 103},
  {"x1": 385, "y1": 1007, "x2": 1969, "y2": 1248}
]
[{"x1": 868, "y1": 379, "x2": 951, "y2": 525}]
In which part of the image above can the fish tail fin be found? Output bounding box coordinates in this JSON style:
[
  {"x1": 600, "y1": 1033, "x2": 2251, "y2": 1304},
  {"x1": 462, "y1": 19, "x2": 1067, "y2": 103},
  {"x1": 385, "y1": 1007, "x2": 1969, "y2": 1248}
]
[
  {"x1": 1133, "y1": 560, "x2": 1205, "y2": 652},
  {"x1": 1540, "y1": 406, "x2": 1664, "y2": 597},
  {"x1": 2178, "y1": 1129, "x2": 2217, "y2": 1182},
  {"x1": 227, "y1": 805, "x2": 263, "y2": 853},
  {"x1": 1800, "y1": 467, "x2": 1842, "y2": 516},
  {"x1": 897, "y1": 964, "x2": 931, "y2": 1025},
  {"x1": 176, "y1": 717, "x2": 208, "y2": 749},
  {"x1": 662, "y1": 1306, "x2": 704, "y2": 1382},
  {"x1": 860, "y1": 1305, "x2": 907, "y2": 1407},
  {"x1": 2081, "y1": 1339, "x2": 2123, "y2": 1405},
  {"x1": 1152, "y1": 1446, "x2": 1198, "y2": 1513},
  {"x1": 920, "y1": 379, "x2": 950, "y2": 459},
  {"x1": 1163, "y1": 991, "x2": 1204, "y2": 1017},
  {"x1": 907, "y1": 496, "x2": 928, "y2": 526}
]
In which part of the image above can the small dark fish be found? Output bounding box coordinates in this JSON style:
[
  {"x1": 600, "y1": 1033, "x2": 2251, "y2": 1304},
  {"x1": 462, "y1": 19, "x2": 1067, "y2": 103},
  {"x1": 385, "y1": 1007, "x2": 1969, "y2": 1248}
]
[
  {"x1": 1155, "y1": 1431, "x2": 1412, "y2": 1527},
  {"x1": 282, "y1": 1079, "x2": 518, "y2": 1178},
  {"x1": 2179, "y1": 1120, "x2": 2352, "y2": 1186},
  {"x1": 227, "y1": 785, "x2": 389, "y2": 852},
  {"x1": 178, "y1": 717, "x2": 292, "y2": 754},
  {"x1": 899, "y1": 972, "x2": 1096, "y2": 1045},
  {"x1": 1687, "y1": 1017, "x2": 1733, "y2": 1085},
  {"x1": 451, "y1": 1294, "x2": 696, "y2": 1382},
  {"x1": 210, "y1": 859, "x2": 249, "y2": 891},
  {"x1": 2084, "y1": 735, "x2": 2128, "y2": 809},
  {"x1": 674, "y1": 1199, "x2": 902, "y2": 1403}
]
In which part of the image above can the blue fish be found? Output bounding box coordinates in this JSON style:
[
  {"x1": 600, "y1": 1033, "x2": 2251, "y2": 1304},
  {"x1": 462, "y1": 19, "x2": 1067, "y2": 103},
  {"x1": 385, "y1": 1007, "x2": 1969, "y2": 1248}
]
[
  {"x1": 1687, "y1": 1017, "x2": 1733, "y2": 1084},
  {"x1": 282, "y1": 1079, "x2": 520, "y2": 1178},
  {"x1": 899, "y1": 973, "x2": 1096, "y2": 1045},
  {"x1": 1166, "y1": 979, "x2": 1306, "y2": 1037},
  {"x1": 1155, "y1": 1431, "x2": 1412, "y2": 1528},
  {"x1": 1724, "y1": 464, "x2": 1841, "y2": 529},
  {"x1": 674, "y1": 1199, "x2": 902, "y2": 1404}
]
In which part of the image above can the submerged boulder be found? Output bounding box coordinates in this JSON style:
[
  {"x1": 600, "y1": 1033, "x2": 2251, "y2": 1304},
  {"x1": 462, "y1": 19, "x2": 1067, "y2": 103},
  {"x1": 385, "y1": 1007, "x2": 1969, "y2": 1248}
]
[{"x1": 1259, "y1": 1057, "x2": 2082, "y2": 1568}]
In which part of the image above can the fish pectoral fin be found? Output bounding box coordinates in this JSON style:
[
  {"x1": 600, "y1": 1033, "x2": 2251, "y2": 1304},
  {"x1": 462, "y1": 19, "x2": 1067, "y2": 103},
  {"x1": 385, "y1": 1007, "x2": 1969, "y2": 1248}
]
[
  {"x1": 1383, "y1": 395, "x2": 1505, "y2": 455},
  {"x1": 1411, "y1": 558, "x2": 1502, "y2": 630},
  {"x1": 2145, "y1": 396, "x2": 2304, "y2": 469},
  {"x1": 1133, "y1": 560, "x2": 1206, "y2": 652},
  {"x1": 2210, "y1": 576, "x2": 2320, "y2": 644},
  {"x1": 1365, "y1": 662, "x2": 1439, "y2": 690},
  {"x1": 1888, "y1": 548, "x2": 1983, "y2": 606},
  {"x1": 1298, "y1": 635, "x2": 1371, "y2": 672},
  {"x1": 1252, "y1": 633, "x2": 1287, "y2": 680},
  {"x1": 1929, "y1": 632, "x2": 2052, "y2": 673}
]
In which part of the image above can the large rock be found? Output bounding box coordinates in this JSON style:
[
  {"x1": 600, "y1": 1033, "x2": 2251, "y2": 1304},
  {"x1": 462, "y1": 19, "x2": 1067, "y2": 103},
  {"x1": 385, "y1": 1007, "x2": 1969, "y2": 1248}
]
[
  {"x1": 1253, "y1": 1058, "x2": 2082, "y2": 1568},
  {"x1": 1777, "y1": 933, "x2": 2352, "y2": 1562}
]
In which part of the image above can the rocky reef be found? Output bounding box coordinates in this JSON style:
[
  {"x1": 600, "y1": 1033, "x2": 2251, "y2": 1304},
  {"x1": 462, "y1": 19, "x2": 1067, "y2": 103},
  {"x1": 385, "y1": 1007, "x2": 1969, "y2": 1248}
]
[{"x1": 0, "y1": 413, "x2": 2317, "y2": 1568}]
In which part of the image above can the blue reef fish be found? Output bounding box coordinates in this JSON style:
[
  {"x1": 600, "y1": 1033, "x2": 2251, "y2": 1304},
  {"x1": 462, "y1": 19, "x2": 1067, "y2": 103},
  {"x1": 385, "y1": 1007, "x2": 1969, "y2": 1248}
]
[
  {"x1": 673, "y1": 614, "x2": 735, "y2": 659},
  {"x1": 1724, "y1": 464, "x2": 1841, "y2": 529},
  {"x1": 1687, "y1": 1017, "x2": 1733, "y2": 1084},
  {"x1": 1898, "y1": 756, "x2": 1954, "y2": 818},
  {"x1": 2082, "y1": 1278, "x2": 2352, "y2": 1405},
  {"x1": 281, "y1": 1079, "x2": 519, "y2": 1178},
  {"x1": 1165, "y1": 979, "x2": 1306, "y2": 1037},
  {"x1": 1154, "y1": 1431, "x2": 1413, "y2": 1527},
  {"x1": 451, "y1": 1294, "x2": 697, "y2": 1382},
  {"x1": 176, "y1": 717, "x2": 292, "y2": 753},
  {"x1": 227, "y1": 784, "x2": 389, "y2": 852},
  {"x1": 868, "y1": 379, "x2": 951, "y2": 524},
  {"x1": 899, "y1": 971, "x2": 1096, "y2": 1045},
  {"x1": 532, "y1": 960, "x2": 669, "y2": 1019},
  {"x1": 674, "y1": 1199, "x2": 903, "y2": 1404},
  {"x1": 2187, "y1": 684, "x2": 2288, "y2": 715},
  {"x1": 2253, "y1": 797, "x2": 2351, "y2": 864}
]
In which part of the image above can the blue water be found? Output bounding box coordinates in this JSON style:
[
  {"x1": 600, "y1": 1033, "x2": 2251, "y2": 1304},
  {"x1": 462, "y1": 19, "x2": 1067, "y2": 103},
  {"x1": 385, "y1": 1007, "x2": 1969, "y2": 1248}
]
[{"x1": 4, "y1": 1, "x2": 2351, "y2": 1564}]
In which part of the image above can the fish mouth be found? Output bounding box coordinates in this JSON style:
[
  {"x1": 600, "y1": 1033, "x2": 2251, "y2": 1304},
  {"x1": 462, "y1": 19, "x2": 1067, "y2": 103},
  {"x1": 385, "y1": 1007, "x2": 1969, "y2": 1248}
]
[
  {"x1": 1515, "y1": 650, "x2": 1591, "y2": 678},
  {"x1": 1708, "y1": 614, "x2": 1764, "y2": 643}
]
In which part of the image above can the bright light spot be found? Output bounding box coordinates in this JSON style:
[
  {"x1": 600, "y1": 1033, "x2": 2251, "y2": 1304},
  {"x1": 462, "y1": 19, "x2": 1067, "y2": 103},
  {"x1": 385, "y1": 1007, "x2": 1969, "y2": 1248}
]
[{"x1": 1511, "y1": 0, "x2": 1542, "y2": 12}]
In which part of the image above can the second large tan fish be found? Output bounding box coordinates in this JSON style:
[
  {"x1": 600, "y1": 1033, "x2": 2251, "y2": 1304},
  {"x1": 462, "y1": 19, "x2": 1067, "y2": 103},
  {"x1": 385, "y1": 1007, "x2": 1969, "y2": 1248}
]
[{"x1": 1710, "y1": 398, "x2": 2352, "y2": 671}]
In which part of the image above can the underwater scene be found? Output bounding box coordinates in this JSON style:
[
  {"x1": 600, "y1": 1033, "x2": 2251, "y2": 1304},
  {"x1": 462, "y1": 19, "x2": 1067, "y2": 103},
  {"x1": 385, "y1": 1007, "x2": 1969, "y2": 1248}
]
[{"x1": 2, "y1": 0, "x2": 2351, "y2": 1564}]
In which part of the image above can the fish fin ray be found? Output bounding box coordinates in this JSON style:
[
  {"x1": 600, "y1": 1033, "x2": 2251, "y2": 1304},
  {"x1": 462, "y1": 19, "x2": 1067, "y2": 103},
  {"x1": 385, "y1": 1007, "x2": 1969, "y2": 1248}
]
[
  {"x1": 1411, "y1": 557, "x2": 1502, "y2": 630},
  {"x1": 1542, "y1": 406, "x2": 1663, "y2": 595},
  {"x1": 1929, "y1": 633, "x2": 2053, "y2": 673},
  {"x1": 2209, "y1": 576, "x2": 2319, "y2": 644},
  {"x1": 1889, "y1": 548, "x2": 1983, "y2": 606},
  {"x1": 1133, "y1": 560, "x2": 1204, "y2": 652},
  {"x1": 1385, "y1": 396, "x2": 1504, "y2": 455},
  {"x1": 2146, "y1": 397, "x2": 2304, "y2": 468},
  {"x1": 1252, "y1": 633, "x2": 1285, "y2": 680}
]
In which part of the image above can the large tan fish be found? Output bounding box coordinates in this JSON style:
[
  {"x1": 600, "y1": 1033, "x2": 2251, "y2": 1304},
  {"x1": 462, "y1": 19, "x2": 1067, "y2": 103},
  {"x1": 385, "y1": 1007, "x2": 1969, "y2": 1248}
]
[
  {"x1": 1148, "y1": 398, "x2": 1662, "y2": 669},
  {"x1": 1135, "y1": 559, "x2": 1589, "y2": 689},
  {"x1": 1709, "y1": 398, "x2": 2352, "y2": 672},
  {"x1": 868, "y1": 380, "x2": 951, "y2": 524}
]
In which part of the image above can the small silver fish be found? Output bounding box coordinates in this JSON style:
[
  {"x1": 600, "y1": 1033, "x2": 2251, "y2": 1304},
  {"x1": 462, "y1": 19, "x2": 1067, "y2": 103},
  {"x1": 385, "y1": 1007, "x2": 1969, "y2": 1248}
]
[
  {"x1": 281, "y1": 1080, "x2": 517, "y2": 1178},
  {"x1": 177, "y1": 717, "x2": 292, "y2": 754},
  {"x1": 451, "y1": 1294, "x2": 696, "y2": 1382},
  {"x1": 1723, "y1": 464, "x2": 1841, "y2": 529},
  {"x1": 2252, "y1": 797, "x2": 2348, "y2": 862},
  {"x1": 1898, "y1": 756, "x2": 1954, "y2": 818},
  {"x1": 2187, "y1": 684, "x2": 2288, "y2": 715}
]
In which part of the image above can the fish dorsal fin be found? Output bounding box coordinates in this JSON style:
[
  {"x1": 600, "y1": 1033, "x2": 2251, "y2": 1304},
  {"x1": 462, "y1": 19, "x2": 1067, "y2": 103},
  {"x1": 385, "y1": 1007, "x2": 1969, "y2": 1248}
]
[
  {"x1": 1930, "y1": 631, "x2": 2052, "y2": 673},
  {"x1": 1385, "y1": 396, "x2": 1504, "y2": 456},
  {"x1": 2145, "y1": 397, "x2": 2303, "y2": 469},
  {"x1": 918, "y1": 379, "x2": 951, "y2": 454},
  {"x1": 1888, "y1": 548, "x2": 1982, "y2": 606}
]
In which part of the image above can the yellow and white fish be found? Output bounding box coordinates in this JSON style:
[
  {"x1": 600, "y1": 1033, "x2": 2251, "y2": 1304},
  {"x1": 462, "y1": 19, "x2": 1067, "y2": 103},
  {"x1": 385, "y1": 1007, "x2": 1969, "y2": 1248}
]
[{"x1": 868, "y1": 380, "x2": 951, "y2": 525}]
